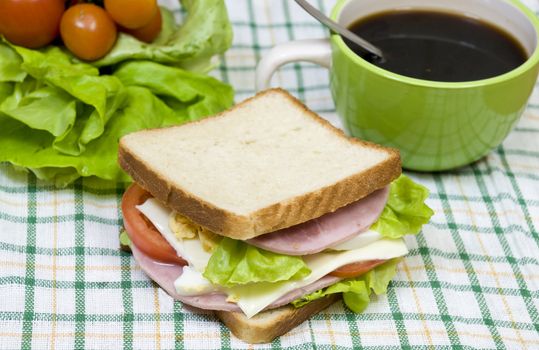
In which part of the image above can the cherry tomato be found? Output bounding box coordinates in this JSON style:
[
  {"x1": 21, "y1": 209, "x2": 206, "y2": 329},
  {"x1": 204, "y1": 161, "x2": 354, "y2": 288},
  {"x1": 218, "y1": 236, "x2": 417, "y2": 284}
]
[
  {"x1": 122, "y1": 184, "x2": 187, "y2": 265},
  {"x1": 104, "y1": 0, "x2": 158, "y2": 29},
  {"x1": 122, "y1": 8, "x2": 162, "y2": 43},
  {"x1": 329, "y1": 259, "x2": 387, "y2": 278},
  {"x1": 60, "y1": 3, "x2": 117, "y2": 61},
  {"x1": 0, "y1": 0, "x2": 64, "y2": 48}
]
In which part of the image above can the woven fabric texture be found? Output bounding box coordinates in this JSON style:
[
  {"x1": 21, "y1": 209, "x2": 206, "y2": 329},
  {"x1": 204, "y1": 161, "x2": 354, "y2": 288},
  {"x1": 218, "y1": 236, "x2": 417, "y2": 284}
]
[{"x1": 0, "y1": 1, "x2": 538, "y2": 349}]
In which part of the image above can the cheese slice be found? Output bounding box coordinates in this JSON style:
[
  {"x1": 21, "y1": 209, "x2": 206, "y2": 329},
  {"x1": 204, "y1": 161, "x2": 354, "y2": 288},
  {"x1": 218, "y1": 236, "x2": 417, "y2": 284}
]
[
  {"x1": 136, "y1": 198, "x2": 212, "y2": 272},
  {"x1": 230, "y1": 238, "x2": 408, "y2": 318},
  {"x1": 329, "y1": 230, "x2": 382, "y2": 251},
  {"x1": 174, "y1": 265, "x2": 220, "y2": 295}
]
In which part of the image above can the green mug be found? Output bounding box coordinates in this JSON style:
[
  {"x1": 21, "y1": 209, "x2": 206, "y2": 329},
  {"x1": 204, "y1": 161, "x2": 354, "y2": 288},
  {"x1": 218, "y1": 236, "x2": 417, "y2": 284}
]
[{"x1": 256, "y1": 0, "x2": 539, "y2": 171}]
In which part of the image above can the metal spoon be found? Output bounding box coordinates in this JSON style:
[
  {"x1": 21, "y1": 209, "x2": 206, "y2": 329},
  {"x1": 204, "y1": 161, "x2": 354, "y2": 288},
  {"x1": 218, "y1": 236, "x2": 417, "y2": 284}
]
[{"x1": 294, "y1": 0, "x2": 384, "y2": 59}]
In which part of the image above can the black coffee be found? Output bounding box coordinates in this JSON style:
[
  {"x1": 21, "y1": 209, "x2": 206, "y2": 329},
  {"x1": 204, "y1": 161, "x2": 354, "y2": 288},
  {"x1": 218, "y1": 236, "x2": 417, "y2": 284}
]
[{"x1": 345, "y1": 10, "x2": 528, "y2": 82}]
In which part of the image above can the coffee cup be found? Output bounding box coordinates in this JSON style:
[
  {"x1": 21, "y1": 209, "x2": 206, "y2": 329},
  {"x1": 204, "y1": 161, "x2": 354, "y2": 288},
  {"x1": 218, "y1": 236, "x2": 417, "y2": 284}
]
[{"x1": 256, "y1": 0, "x2": 539, "y2": 171}]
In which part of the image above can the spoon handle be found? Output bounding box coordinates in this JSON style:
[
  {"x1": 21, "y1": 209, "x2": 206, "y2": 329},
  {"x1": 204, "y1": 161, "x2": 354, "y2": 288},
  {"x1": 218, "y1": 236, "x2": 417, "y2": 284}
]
[{"x1": 294, "y1": 0, "x2": 383, "y2": 58}]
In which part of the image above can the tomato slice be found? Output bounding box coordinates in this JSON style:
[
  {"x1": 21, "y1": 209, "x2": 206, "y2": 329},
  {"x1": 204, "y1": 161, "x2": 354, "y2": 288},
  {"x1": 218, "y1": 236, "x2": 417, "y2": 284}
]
[
  {"x1": 329, "y1": 259, "x2": 387, "y2": 278},
  {"x1": 122, "y1": 183, "x2": 187, "y2": 265}
]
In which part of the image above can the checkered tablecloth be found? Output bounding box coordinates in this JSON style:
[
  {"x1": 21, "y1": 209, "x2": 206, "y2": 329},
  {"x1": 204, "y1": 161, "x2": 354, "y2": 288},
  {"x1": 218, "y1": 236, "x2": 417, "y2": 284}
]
[{"x1": 1, "y1": 1, "x2": 538, "y2": 349}]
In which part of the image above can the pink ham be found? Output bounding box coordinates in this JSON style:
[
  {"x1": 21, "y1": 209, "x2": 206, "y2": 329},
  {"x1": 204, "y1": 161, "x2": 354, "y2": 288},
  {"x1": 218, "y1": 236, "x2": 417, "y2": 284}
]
[
  {"x1": 247, "y1": 186, "x2": 389, "y2": 255},
  {"x1": 131, "y1": 243, "x2": 340, "y2": 312}
]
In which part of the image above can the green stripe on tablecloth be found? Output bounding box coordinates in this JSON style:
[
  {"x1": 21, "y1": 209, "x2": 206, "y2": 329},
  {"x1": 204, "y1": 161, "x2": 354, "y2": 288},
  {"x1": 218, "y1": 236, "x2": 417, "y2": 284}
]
[
  {"x1": 173, "y1": 301, "x2": 184, "y2": 350},
  {"x1": 246, "y1": 1, "x2": 261, "y2": 62},
  {"x1": 1, "y1": 309, "x2": 536, "y2": 331},
  {"x1": 74, "y1": 181, "x2": 86, "y2": 349},
  {"x1": 0, "y1": 242, "x2": 121, "y2": 256},
  {"x1": 514, "y1": 127, "x2": 539, "y2": 132},
  {"x1": 343, "y1": 306, "x2": 363, "y2": 349},
  {"x1": 386, "y1": 282, "x2": 411, "y2": 348},
  {"x1": 501, "y1": 149, "x2": 539, "y2": 158},
  {"x1": 20, "y1": 175, "x2": 36, "y2": 350},
  {"x1": 282, "y1": 0, "x2": 306, "y2": 101},
  {"x1": 0, "y1": 213, "x2": 119, "y2": 225},
  {"x1": 0, "y1": 181, "x2": 122, "y2": 194},
  {"x1": 121, "y1": 254, "x2": 134, "y2": 349},
  {"x1": 219, "y1": 322, "x2": 232, "y2": 349},
  {"x1": 116, "y1": 185, "x2": 134, "y2": 350}
]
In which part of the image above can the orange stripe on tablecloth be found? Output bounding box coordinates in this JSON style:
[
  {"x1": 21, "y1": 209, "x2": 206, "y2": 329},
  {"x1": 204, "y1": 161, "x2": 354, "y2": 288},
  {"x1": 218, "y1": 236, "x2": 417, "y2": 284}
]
[
  {"x1": 524, "y1": 113, "x2": 539, "y2": 121},
  {"x1": 455, "y1": 177, "x2": 527, "y2": 349},
  {"x1": 401, "y1": 260, "x2": 435, "y2": 346},
  {"x1": 0, "y1": 197, "x2": 117, "y2": 209},
  {"x1": 322, "y1": 308, "x2": 337, "y2": 348},
  {"x1": 444, "y1": 208, "x2": 539, "y2": 222},
  {"x1": 153, "y1": 286, "x2": 161, "y2": 350},
  {"x1": 405, "y1": 264, "x2": 539, "y2": 281},
  {"x1": 502, "y1": 162, "x2": 539, "y2": 171}
]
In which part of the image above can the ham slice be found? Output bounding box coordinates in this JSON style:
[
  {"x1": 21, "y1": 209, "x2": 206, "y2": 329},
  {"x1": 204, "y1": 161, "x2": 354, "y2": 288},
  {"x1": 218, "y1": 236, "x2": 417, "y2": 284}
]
[
  {"x1": 131, "y1": 243, "x2": 340, "y2": 312},
  {"x1": 247, "y1": 186, "x2": 389, "y2": 255}
]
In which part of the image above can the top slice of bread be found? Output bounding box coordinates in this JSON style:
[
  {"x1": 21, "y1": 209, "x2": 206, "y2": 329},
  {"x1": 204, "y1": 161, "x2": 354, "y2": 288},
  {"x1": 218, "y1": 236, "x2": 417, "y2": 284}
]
[{"x1": 119, "y1": 88, "x2": 401, "y2": 240}]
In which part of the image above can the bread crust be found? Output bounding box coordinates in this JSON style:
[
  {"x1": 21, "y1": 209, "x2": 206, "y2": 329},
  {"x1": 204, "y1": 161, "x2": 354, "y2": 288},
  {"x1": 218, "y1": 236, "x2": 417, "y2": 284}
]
[
  {"x1": 118, "y1": 88, "x2": 401, "y2": 239},
  {"x1": 214, "y1": 294, "x2": 340, "y2": 344}
]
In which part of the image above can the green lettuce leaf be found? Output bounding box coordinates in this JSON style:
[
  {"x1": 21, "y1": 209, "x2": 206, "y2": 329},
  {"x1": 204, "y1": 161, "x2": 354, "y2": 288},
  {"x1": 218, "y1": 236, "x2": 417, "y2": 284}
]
[
  {"x1": 113, "y1": 60, "x2": 234, "y2": 121},
  {"x1": 93, "y1": 0, "x2": 233, "y2": 71},
  {"x1": 203, "y1": 238, "x2": 312, "y2": 288},
  {"x1": 0, "y1": 70, "x2": 232, "y2": 186},
  {"x1": 0, "y1": 44, "x2": 26, "y2": 82},
  {"x1": 1, "y1": 82, "x2": 76, "y2": 137},
  {"x1": 371, "y1": 175, "x2": 434, "y2": 238},
  {"x1": 292, "y1": 259, "x2": 400, "y2": 313},
  {"x1": 0, "y1": 82, "x2": 13, "y2": 102},
  {"x1": 6, "y1": 44, "x2": 127, "y2": 155}
]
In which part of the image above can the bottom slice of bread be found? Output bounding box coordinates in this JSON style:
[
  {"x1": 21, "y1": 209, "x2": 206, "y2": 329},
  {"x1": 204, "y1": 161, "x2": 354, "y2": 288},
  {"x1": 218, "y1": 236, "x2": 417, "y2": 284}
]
[{"x1": 214, "y1": 295, "x2": 340, "y2": 344}]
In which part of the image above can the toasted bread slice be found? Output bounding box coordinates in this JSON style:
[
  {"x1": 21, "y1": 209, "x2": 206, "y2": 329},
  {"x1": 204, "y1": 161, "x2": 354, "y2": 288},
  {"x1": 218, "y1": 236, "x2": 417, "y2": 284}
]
[
  {"x1": 215, "y1": 294, "x2": 340, "y2": 344},
  {"x1": 119, "y1": 88, "x2": 400, "y2": 239}
]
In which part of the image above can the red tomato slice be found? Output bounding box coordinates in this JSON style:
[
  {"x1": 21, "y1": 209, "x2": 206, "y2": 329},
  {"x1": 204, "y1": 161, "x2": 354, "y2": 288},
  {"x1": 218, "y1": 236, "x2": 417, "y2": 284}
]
[
  {"x1": 329, "y1": 259, "x2": 387, "y2": 278},
  {"x1": 122, "y1": 184, "x2": 187, "y2": 265}
]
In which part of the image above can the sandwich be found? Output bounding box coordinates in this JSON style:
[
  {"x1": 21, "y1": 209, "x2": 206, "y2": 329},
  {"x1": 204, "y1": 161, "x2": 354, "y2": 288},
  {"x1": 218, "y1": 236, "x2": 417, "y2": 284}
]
[{"x1": 118, "y1": 88, "x2": 434, "y2": 343}]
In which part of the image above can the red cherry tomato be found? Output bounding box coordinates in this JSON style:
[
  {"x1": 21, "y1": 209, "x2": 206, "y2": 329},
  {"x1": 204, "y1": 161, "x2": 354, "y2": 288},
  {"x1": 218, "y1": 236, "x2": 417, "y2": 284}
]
[
  {"x1": 122, "y1": 184, "x2": 187, "y2": 265},
  {"x1": 329, "y1": 259, "x2": 387, "y2": 278},
  {"x1": 60, "y1": 3, "x2": 117, "y2": 61},
  {"x1": 104, "y1": 0, "x2": 158, "y2": 29},
  {"x1": 122, "y1": 8, "x2": 162, "y2": 43},
  {"x1": 0, "y1": 0, "x2": 64, "y2": 48}
]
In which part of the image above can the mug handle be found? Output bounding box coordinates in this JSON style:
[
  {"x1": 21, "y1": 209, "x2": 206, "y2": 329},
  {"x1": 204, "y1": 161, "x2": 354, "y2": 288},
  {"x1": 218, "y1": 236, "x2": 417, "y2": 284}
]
[{"x1": 255, "y1": 38, "x2": 332, "y2": 91}]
